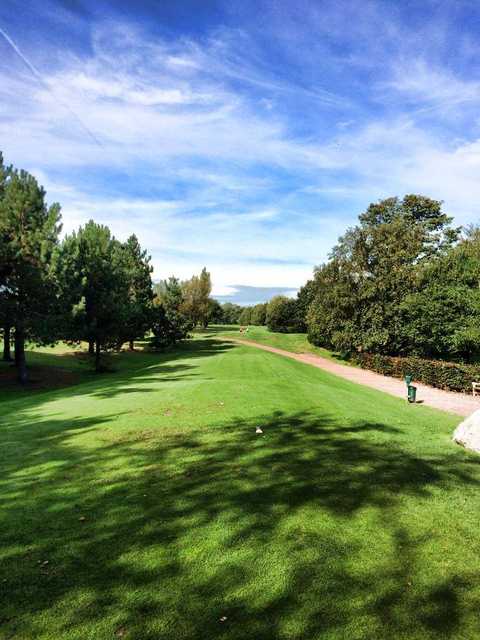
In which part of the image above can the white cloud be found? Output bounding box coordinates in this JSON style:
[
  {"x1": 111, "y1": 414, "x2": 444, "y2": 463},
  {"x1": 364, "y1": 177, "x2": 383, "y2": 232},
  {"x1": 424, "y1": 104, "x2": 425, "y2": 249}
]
[
  {"x1": 3, "y1": 17, "x2": 480, "y2": 293},
  {"x1": 386, "y1": 59, "x2": 480, "y2": 110}
]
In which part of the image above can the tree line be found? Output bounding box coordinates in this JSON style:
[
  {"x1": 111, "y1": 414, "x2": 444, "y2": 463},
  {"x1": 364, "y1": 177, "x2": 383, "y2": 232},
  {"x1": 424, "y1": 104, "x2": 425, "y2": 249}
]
[
  {"x1": 3, "y1": 147, "x2": 478, "y2": 380},
  {"x1": 0, "y1": 153, "x2": 218, "y2": 383},
  {"x1": 222, "y1": 195, "x2": 480, "y2": 366},
  {"x1": 301, "y1": 195, "x2": 480, "y2": 363}
]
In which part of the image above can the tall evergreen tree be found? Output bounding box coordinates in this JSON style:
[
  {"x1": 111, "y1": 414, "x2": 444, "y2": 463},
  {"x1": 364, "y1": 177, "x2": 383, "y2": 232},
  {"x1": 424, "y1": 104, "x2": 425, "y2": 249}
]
[
  {"x1": 0, "y1": 153, "x2": 13, "y2": 362},
  {"x1": 0, "y1": 164, "x2": 61, "y2": 382},
  {"x1": 55, "y1": 221, "x2": 129, "y2": 371},
  {"x1": 121, "y1": 234, "x2": 154, "y2": 350},
  {"x1": 151, "y1": 277, "x2": 192, "y2": 348}
]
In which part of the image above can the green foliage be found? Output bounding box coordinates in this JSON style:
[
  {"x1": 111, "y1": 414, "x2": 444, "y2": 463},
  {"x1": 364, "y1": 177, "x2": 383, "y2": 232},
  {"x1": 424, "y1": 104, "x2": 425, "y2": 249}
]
[
  {"x1": 397, "y1": 227, "x2": 480, "y2": 361},
  {"x1": 55, "y1": 220, "x2": 129, "y2": 370},
  {"x1": 151, "y1": 277, "x2": 192, "y2": 349},
  {"x1": 250, "y1": 302, "x2": 267, "y2": 325},
  {"x1": 266, "y1": 295, "x2": 300, "y2": 333},
  {"x1": 181, "y1": 267, "x2": 213, "y2": 327},
  {"x1": 350, "y1": 351, "x2": 480, "y2": 393},
  {"x1": 220, "y1": 302, "x2": 243, "y2": 324},
  {"x1": 120, "y1": 234, "x2": 154, "y2": 347},
  {"x1": 295, "y1": 279, "x2": 315, "y2": 332},
  {"x1": 239, "y1": 306, "x2": 253, "y2": 325},
  {"x1": 207, "y1": 298, "x2": 224, "y2": 324},
  {"x1": 0, "y1": 159, "x2": 61, "y2": 381},
  {"x1": 307, "y1": 195, "x2": 462, "y2": 356}
]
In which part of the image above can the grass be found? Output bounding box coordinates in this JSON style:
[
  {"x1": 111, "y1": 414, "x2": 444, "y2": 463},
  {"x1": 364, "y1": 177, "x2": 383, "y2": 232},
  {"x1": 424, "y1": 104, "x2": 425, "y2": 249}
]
[
  {"x1": 1, "y1": 334, "x2": 479, "y2": 639},
  {"x1": 209, "y1": 324, "x2": 349, "y2": 362}
]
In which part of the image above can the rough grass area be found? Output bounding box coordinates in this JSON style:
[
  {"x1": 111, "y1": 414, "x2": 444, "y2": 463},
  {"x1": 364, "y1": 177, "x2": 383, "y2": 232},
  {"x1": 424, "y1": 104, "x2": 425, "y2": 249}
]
[{"x1": 1, "y1": 335, "x2": 479, "y2": 639}]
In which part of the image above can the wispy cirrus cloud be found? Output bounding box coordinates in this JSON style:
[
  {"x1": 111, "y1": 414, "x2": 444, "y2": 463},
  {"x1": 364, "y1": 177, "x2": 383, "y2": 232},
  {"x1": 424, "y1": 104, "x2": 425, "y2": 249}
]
[{"x1": 2, "y1": 1, "x2": 480, "y2": 300}]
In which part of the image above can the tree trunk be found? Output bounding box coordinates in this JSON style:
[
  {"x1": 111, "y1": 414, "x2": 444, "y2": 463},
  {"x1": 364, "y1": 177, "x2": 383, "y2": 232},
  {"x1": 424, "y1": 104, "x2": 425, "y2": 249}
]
[
  {"x1": 95, "y1": 340, "x2": 101, "y2": 372},
  {"x1": 129, "y1": 340, "x2": 134, "y2": 351},
  {"x1": 88, "y1": 339, "x2": 95, "y2": 355},
  {"x1": 3, "y1": 325, "x2": 12, "y2": 362},
  {"x1": 15, "y1": 327, "x2": 28, "y2": 384}
]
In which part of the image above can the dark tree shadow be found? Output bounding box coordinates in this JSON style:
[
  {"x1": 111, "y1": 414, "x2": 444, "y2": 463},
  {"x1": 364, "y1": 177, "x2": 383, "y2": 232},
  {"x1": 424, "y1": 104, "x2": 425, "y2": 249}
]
[{"x1": 1, "y1": 399, "x2": 480, "y2": 639}]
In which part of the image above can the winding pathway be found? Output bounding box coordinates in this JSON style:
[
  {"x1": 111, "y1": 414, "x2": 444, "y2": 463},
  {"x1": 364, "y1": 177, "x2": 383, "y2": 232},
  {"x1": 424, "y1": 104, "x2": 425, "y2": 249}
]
[{"x1": 230, "y1": 338, "x2": 479, "y2": 417}]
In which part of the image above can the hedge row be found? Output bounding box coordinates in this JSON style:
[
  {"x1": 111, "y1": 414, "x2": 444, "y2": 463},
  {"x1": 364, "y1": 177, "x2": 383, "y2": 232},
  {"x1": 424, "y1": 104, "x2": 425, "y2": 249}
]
[{"x1": 349, "y1": 352, "x2": 480, "y2": 394}]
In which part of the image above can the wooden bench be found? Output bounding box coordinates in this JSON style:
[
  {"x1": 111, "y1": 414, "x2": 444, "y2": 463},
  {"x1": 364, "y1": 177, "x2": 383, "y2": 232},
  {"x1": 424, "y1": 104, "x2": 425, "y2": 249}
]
[{"x1": 473, "y1": 382, "x2": 480, "y2": 396}]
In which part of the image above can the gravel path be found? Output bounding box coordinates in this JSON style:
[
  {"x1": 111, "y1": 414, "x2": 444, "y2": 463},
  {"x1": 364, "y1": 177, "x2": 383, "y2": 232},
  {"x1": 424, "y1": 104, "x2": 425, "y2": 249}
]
[{"x1": 230, "y1": 338, "x2": 479, "y2": 417}]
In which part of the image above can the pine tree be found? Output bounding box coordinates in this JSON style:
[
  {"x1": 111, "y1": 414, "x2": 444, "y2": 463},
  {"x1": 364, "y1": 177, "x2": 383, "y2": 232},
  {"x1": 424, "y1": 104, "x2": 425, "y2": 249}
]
[
  {"x1": 121, "y1": 234, "x2": 154, "y2": 350},
  {"x1": 0, "y1": 163, "x2": 61, "y2": 383},
  {"x1": 151, "y1": 277, "x2": 191, "y2": 348},
  {"x1": 55, "y1": 221, "x2": 129, "y2": 371}
]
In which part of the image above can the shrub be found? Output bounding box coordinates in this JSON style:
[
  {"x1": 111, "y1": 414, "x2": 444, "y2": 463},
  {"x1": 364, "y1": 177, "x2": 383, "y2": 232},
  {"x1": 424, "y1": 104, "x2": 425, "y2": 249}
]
[
  {"x1": 349, "y1": 352, "x2": 480, "y2": 393},
  {"x1": 239, "y1": 307, "x2": 253, "y2": 325},
  {"x1": 250, "y1": 303, "x2": 267, "y2": 326},
  {"x1": 266, "y1": 296, "x2": 300, "y2": 333}
]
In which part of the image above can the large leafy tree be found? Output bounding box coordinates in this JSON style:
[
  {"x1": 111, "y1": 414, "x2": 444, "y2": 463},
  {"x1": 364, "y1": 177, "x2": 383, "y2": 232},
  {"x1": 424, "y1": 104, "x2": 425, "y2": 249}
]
[
  {"x1": 221, "y1": 303, "x2": 243, "y2": 324},
  {"x1": 399, "y1": 226, "x2": 480, "y2": 361},
  {"x1": 307, "y1": 259, "x2": 359, "y2": 352},
  {"x1": 239, "y1": 306, "x2": 253, "y2": 325},
  {"x1": 266, "y1": 296, "x2": 299, "y2": 333},
  {"x1": 295, "y1": 279, "x2": 316, "y2": 333},
  {"x1": 55, "y1": 221, "x2": 129, "y2": 371},
  {"x1": 207, "y1": 299, "x2": 224, "y2": 324},
  {"x1": 0, "y1": 163, "x2": 61, "y2": 383},
  {"x1": 308, "y1": 195, "x2": 460, "y2": 354},
  {"x1": 250, "y1": 302, "x2": 267, "y2": 326},
  {"x1": 181, "y1": 267, "x2": 213, "y2": 327}
]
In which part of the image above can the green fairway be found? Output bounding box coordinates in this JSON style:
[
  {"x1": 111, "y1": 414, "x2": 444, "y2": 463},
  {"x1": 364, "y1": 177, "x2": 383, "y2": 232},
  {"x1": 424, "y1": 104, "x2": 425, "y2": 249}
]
[
  {"x1": 211, "y1": 324, "x2": 348, "y2": 362},
  {"x1": 1, "y1": 335, "x2": 479, "y2": 640}
]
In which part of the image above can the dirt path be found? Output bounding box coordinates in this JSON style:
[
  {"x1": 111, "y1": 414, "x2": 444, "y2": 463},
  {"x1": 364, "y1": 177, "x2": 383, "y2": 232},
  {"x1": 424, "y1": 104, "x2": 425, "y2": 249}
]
[{"x1": 229, "y1": 338, "x2": 479, "y2": 417}]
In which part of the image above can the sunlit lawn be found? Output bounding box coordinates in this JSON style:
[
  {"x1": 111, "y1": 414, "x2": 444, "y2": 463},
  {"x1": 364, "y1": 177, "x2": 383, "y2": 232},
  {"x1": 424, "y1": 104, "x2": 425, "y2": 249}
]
[
  {"x1": 211, "y1": 324, "x2": 349, "y2": 362},
  {"x1": 1, "y1": 333, "x2": 479, "y2": 639}
]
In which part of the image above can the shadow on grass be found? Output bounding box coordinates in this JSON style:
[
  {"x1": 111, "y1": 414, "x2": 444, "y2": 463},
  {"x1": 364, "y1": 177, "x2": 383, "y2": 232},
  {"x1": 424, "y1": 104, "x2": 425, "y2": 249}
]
[
  {"x1": 1, "y1": 402, "x2": 480, "y2": 638},
  {"x1": 0, "y1": 338, "x2": 234, "y2": 408}
]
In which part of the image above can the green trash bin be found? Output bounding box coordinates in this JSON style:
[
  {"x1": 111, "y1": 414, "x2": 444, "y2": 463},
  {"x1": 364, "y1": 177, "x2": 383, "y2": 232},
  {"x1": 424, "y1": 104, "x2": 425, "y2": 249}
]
[{"x1": 407, "y1": 385, "x2": 417, "y2": 403}]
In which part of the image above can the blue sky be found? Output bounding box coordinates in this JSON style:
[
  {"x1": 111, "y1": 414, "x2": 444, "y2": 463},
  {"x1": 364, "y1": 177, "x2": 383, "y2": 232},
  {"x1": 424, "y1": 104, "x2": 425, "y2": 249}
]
[{"x1": 1, "y1": 1, "x2": 480, "y2": 303}]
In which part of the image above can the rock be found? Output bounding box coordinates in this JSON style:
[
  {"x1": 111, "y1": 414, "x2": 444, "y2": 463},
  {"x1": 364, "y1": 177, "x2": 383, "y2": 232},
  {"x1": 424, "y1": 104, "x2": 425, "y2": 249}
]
[
  {"x1": 256, "y1": 427, "x2": 263, "y2": 434},
  {"x1": 453, "y1": 409, "x2": 480, "y2": 454}
]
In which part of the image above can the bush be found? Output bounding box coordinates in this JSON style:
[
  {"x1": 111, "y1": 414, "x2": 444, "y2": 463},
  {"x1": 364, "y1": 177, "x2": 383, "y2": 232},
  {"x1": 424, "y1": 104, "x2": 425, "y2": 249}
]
[
  {"x1": 350, "y1": 352, "x2": 480, "y2": 393},
  {"x1": 250, "y1": 303, "x2": 267, "y2": 326},
  {"x1": 266, "y1": 296, "x2": 300, "y2": 333},
  {"x1": 239, "y1": 307, "x2": 253, "y2": 325}
]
